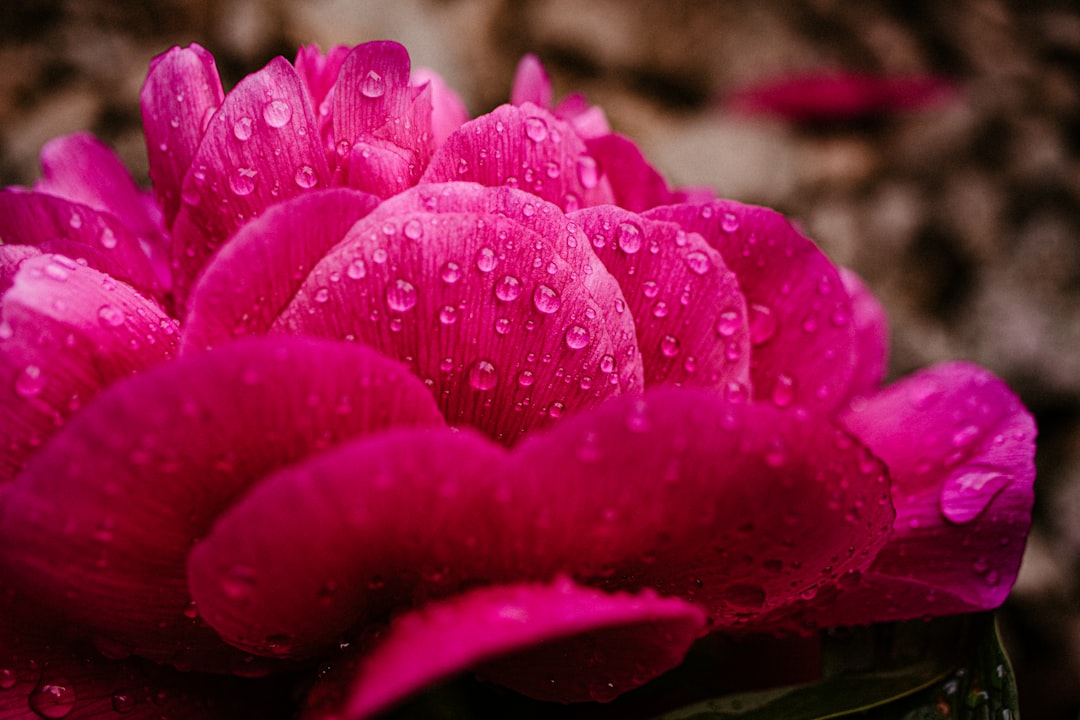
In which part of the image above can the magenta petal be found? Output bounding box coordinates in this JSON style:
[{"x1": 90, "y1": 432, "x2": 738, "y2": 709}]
[
  {"x1": 0, "y1": 337, "x2": 444, "y2": 669},
  {"x1": 171, "y1": 56, "x2": 330, "y2": 307},
  {"x1": 295, "y1": 44, "x2": 351, "y2": 115},
  {"x1": 585, "y1": 134, "x2": 681, "y2": 212},
  {"x1": 181, "y1": 188, "x2": 380, "y2": 352},
  {"x1": 0, "y1": 254, "x2": 177, "y2": 482},
  {"x1": 340, "y1": 135, "x2": 419, "y2": 198},
  {"x1": 420, "y1": 103, "x2": 614, "y2": 210},
  {"x1": 646, "y1": 201, "x2": 858, "y2": 413},
  {"x1": 276, "y1": 184, "x2": 642, "y2": 442},
  {"x1": 511, "y1": 54, "x2": 553, "y2": 109},
  {"x1": 839, "y1": 268, "x2": 889, "y2": 399},
  {"x1": 819, "y1": 362, "x2": 1036, "y2": 622},
  {"x1": 0, "y1": 245, "x2": 40, "y2": 294},
  {"x1": 0, "y1": 190, "x2": 161, "y2": 301},
  {"x1": 569, "y1": 205, "x2": 750, "y2": 389},
  {"x1": 140, "y1": 44, "x2": 225, "y2": 229},
  {"x1": 304, "y1": 580, "x2": 704, "y2": 719},
  {"x1": 411, "y1": 67, "x2": 469, "y2": 148}
]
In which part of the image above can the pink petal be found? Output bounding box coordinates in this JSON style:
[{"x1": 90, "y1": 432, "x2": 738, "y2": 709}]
[
  {"x1": 181, "y1": 188, "x2": 380, "y2": 352},
  {"x1": 303, "y1": 580, "x2": 704, "y2": 719},
  {"x1": 339, "y1": 134, "x2": 421, "y2": 198},
  {"x1": 839, "y1": 267, "x2": 889, "y2": 399},
  {"x1": 0, "y1": 190, "x2": 162, "y2": 301},
  {"x1": 0, "y1": 254, "x2": 177, "y2": 483},
  {"x1": 645, "y1": 201, "x2": 859, "y2": 414},
  {"x1": 294, "y1": 44, "x2": 351, "y2": 115},
  {"x1": 0, "y1": 245, "x2": 40, "y2": 294},
  {"x1": 510, "y1": 54, "x2": 553, "y2": 109},
  {"x1": 585, "y1": 133, "x2": 681, "y2": 212},
  {"x1": 171, "y1": 56, "x2": 330, "y2": 308},
  {"x1": 274, "y1": 183, "x2": 642, "y2": 443},
  {"x1": 0, "y1": 337, "x2": 444, "y2": 670},
  {"x1": 331, "y1": 41, "x2": 433, "y2": 190},
  {"x1": 568, "y1": 205, "x2": 750, "y2": 390},
  {"x1": 554, "y1": 93, "x2": 611, "y2": 139},
  {"x1": 420, "y1": 103, "x2": 614, "y2": 211},
  {"x1": 726, "y1": 72, "x2": 957, "y2": 123},
  {"x1": 411, "y1": 67, "x2": 470, "y2": 148},
  {"x1": 140, "y1": 44, "x2": 225, "y2": 229}
]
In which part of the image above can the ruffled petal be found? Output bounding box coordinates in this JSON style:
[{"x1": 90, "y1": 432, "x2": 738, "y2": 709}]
[
  {"x1": 585, "y1": 134, "x2": 681, "y2": 212},
  {"x1": 171, "y1": 56, "x2": 330, "y2": 307},
  {"x1": 181, "y1": 188, "x2": 380, "y2": 352},
  {"x1": 0, "y1": 337, "x2": 444, "y2": 670},
  {"x1": 0, "y1": 190, "x2": 161, "y2": 301},
  {"x1": 0, "y1": 254, "x2": 176, "y2": 483},
  {"x1": 411, "y1": 67, "x2": 469, "y2": 148},
  {"x1": 420, "y1": 103, "x2": 614, "y2": 211},
  {"x1": 302, "y1": 580, "x2": 704, "y2": 719},
  {"x1": 510, "y1": 54, "x2": 553, "y2": 109},
  {"x1": 275, "y1": 183, "x2": 641, "y2": 442},
  {"x1": 569, "y1": 205, "x2": 750, "y2": 389},
  {"x1": 140, "y1": 44, "x2": 225, "y2": 229},
  {"x1": 645, "y1": 201, "x2": 859, "y2": 414}
]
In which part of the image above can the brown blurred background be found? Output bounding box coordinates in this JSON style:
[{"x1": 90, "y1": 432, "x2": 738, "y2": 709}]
[{"x1": 1, "y1": 1, "x2": 1078, "y2": 717}]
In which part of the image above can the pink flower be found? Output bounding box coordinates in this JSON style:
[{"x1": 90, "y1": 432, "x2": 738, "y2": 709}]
[{"x1": 0, "y1": 42, "x2": 1034, "y2": 719}]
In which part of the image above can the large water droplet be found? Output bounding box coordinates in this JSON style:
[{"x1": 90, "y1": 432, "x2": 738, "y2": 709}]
[
  {"x1": 533, "y1": 284, "x2": 561, "y2": 314},
  {"x1": 262, "y1": 99, "x2": 293, "y2": 127},
  {"x1": 440, "y1": 261, "x2": 462, "y2": 284},
  {"x1": 97, "y1": 304, "x2": 125, "y2": 328},
  {"x1": 346, "y1": 258, "x2": 367, "y2": 280},
  {"x1": 385, "y1": 279, "x2": 417, "y2": 312},
  {"x1": 403, "y1": 218, "x2": 424, "y2": 240},
  {"x1": 232, "y1": 116, "x2": 253, "y2": 141},
  {"x1": 475, "y1": 247, "x2": 497, "y2": 273},
  {"x1": 438, "y1": 306, "x2": 457, "y2": 325},
  {"x1": 659, "y1": 335, "x2": 680, "y2": 358},
  {"x1": 360, "y1": 70, "x2": 386, "y2": 98},
  {"x1": 716, "y1": 309, "x2": 741, "y2": 337},
  {"x1": 940, "y1": 465, "x2": 1012, "y2": 524},
  {"x1": 28, "y1": 679, "x2": 75, "y2": 718},
  {"x1": 14, "y1": 365, "x2": 44, "y2": 398},
  {"x1": 599, "y1": 354, "x2": 616, "y2": 374},
  {"x1": 525, "y1": 116, "x2": 548, "y2": 142},
  {"x1": 495, "y1": 275, "x2": 522, "y2": 302},
  {"x1": 564, "y1": 325, "x2": 590, "y2": 350},
  {"x1": 748, "y1": 303, "x2": 777, "y2": 345},
  {"x1": 517, "y1": 369, "x2": 535, "y2": 387},
  {"x1": 229, "y1": 168, "x2": 257, "y2": 196},
  {"x1": 684, "y1": 251, "x2": 711, "y2": 275},
  {"x1": 469, "y1": 359, "x2": 498, "y2": 390},
  {"x1": 294, "y1": 165, "x2": 317, "y2": 189},
  {"x1": 721, "y1": 211, "x2": 740, "y2": 232},
  {"x1": 616, "y1": 221, "x2": 643, "y2": 254},
  {"x1": 576, "y1": 156, "x2": 598, "y2": 188}
]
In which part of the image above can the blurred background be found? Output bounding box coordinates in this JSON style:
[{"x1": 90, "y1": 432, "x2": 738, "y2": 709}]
[{"x1": 1, "y1": 0, "x2": 1078, "y2": 717}]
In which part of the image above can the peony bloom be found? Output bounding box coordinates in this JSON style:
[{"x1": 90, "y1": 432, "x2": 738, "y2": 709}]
[{"x1": 0, "y1": 41, "x2": 1034, "y2": 719}]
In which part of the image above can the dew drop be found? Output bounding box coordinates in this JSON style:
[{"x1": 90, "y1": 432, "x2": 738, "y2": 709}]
[
  {"x1": 438, "y1": 306, "x2": 457, "y2": 325},
  {"x1": 468, "y1": 359, "x2": 498, "y2": 390},
  {"x1": 495, "y1": 275, "x2": 522, "y2": 302},
  {"x1": 440, "y1": 261, "x2": 462, "y2": 284},
  {"x1": 372, "y1": 248, "x2": 388, "y2": 264},
  {"x1": 548, "y1": 402, "x2": 565, "y2": 419},
  {"x1": 111, "y1": 692, "x2": 136, "y2": 713},
  {"x1": 716, "y1": 309, "x2": 741, "y2": 337},
  {"x1": 494, "y1": 317, "x2": 511, "y2": 335},
  {"x1": 616, "y1": 221, "x2": 643, "y2": 254},
  {"x1": 525, "y1": 116, "x2": 548, "y2": 142},
  {"x1": 684, "y1": 251, "x2": 711, "y2": 275},
  {"x1": 533, "y1": 284, "x2": 561, "y2": 314},
  {"x1": 232, "y1": 116, "x2": 253, "y2": 140},
  {"x1": 652, "y1": 301, "x2": 669, "y2": 319},
  {"x1": 0, "y1": 668, "x2": 14, "y2": 689},
  {"x1": 576, "y1": 156, "x2": 598, "y2": 188},
  {"x1": 939, "y1": 466, "x2": 1012, "y2": 524},
  {"x1": 294, "y1": 165, "x2": 317, "y2": 189},
  {"x1": 346, "y1": 258, "x2": 367, "y2": 280},
  {"x1": 659, "y1": 335, "x2": 680, "y2": 358},
  {"x1": 951, "y1": 423, "x2": 981, "y2": 448},
  {"x1": 313, "y1": 287, "x2": 330, "y2": 304},
  {"x1": 14, "y1": 365, "x2": 44, "y2": 398},
  {"x1": 517, "y1": 369, "x2": 535, "y2": 387},
  {"x1": 641, "y1": 280, "x2": 660, "y2": 299},
  {"x1": 403, "y1": 218, "x2": 424, "y2": 240},
  {"x1": 360, "y1": 70, "x2": 386, "y2": 98},
  {"x1": 385, "y1": 279, "x2": 417, "y2": 312},
  {"x1": 771, "y1": 373, "x2": 796, "y2": 408},
  {"x1": 599, "y1": 354, "x2": 616, "y2": 374},
  {"x1": 229, "y1": 168, "x2": 257, "y2": 196},
  {"x1": 748, "y1": 303, "x2": 777, "y2": 345},
  {"x1": 28, "y1": 680, "x2": 75, "y2": 718},
  {"x1": 475, "y1": 247, "x2": 497, "y2": 273},
  {"x1": 97, "y1": 305, "x2": 125, "y2": 328},
  {"x1": 262, "y1": 99, "x2": 292, "y2": 127},
  {"x1": 721, "y1": 211, "x2": 740, "y2": 232},
  {"x1": 564, "y1": 325, "x2": 590, "y2": 350}
]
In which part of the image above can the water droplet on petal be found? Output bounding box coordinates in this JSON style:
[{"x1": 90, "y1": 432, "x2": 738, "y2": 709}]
[
  {"x1": 721, "y1": 211, "x2": 740, "y2": 232},
  {"x1": 229, "y1": 168, "x2": 257, "y2": 196},
  {"x1": 385, "y1": 279, "x2": 417, "y2": 312},
  {"x1": 360, "y1": 70, "x2": 386, "y2": 98},
  {"x1": 533, "y1": 284, "x2": 561, "y2": 314},
  {"x1": 346, "y1": 258, "x2": 367, "y2": 280},
  {"x1": 940, "y1": 466, "x2": 1012, "y2": 524},
  {"x1": 469, "y1": 359, "x2": 498, "y2": 390},
  {"x1": 548, "y1": 402, "x2": 565, "y2": 419},
  {"x1": 0, "y1": 668, "x2": 15, "y2": 689},
  {"x1": 517, "y1": 370, "x2": 535, "y2": 387},
  {"x1": 14, "y1": 365, "x2": 44, "y2": 398},
  {"x1": 599, "y1": 354, "x2": 616, "y2": 374},
  {"x1": 525, "y1": 116, "x2": 548, "y2": 142},
  {"x1": 495, "y1": 275, "x2": 522, "y2": 302},
  {"x1": 494, "y1": 317, "x2": 511, "y2": 335},
  {"x1": 716, "y1": 309, "x2": 741, "y2": 337},
  {"x1": 576, "y1": 156, "x2": 598, "y2": 188},
  {"x1": 440, "y1": 261, "x2": 462, "y2": 284},
  {"x1": 403, "y1": 219, "x2": 424, "y2": 240},
  {"x1": 564, "y1": 325, "x2": 590, "y2": 350},
  {"x1": 232, "y1": 116, "x2": 253, "y2": 140},
  {"x1": 98, "y1": 227, "x2": 117, "y2": 249},
  {"x1": 770, "y1": 373, "x2": 796, "y2": 408},
  {"x1": 97, "y1": 305, "x2": 125, "y2": 328},
  {"x1": 659, "y1": 335, "x2": 680, "y2": 357},
  {"x1": 262, "y1": 99, "x2": 292, "y2": 127},
  {"x1": 749, "y1": 303, "x2": 777, "y2": 345},
  {"x1": 28, "y1": 679, "x2": 75, "y2": 718},
  {"x1": 438, "y1": 306, "x2": 457, "y2": 325},
  {"x1": 684, "y1": 251, "x2": 711, "y2": 274},
  {"x1": 294, "y1": 165, "x2": 317, "y2": 189},
  {"x1": 616, "y1": 221, "x2": 643, "y2": 254},
  {"x1": 111, "y1": 692, "x2": 136, "y2": 713},
  {"x1": 475, "y1": 247, "x2": 497, "y2": 273}
]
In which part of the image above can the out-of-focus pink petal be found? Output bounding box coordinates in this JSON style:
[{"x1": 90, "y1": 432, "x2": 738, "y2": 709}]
[
  {"x1": 411, "y1": 67, "x2": 469, "y2": 148},
  {"x1": 646, "y1": 201, "x2": 858, "y2": 414},
  {"x1": 0, "y1": 337, "x2": 444, "y2": 671},
  {"x1": 555, "y1": 93, "x2": 611, "y2": 139},
  {"x1": 182, "y1": 188, "x2": 380, "y2": 352},
  {"x1": 141, "y1": 44, "x2": 225, "y2": 229},
  {"x1": 420, "y1": 103, "x2": 614, "y2": 211},
  {"x1": 171, "y1": 56, "x2": 330, "y2": 308},
  {"x1": 0, "y1": 190, "x2": 161, "y2": 301},
  {"x1": 585, "y1": 134, "x2": 681, "y2": 212},
  {"x1": 725, "y1": 72, "x2": 958, "y2": 123},
  {"x1": 510, "y1": 54, "x2": 553, "y2": 109},
  {"x1": 0, "y1": 245, "x2": 40, "y2": 294},
  {"x1": 187, "y1": 388, "x2": 891, "y2": 659},
  {"x1": 301, "y1": 580, "x2": 704, "y2": 719},
  {"x1": 839, "y1": 267, "x2": 888, "y2": 399},
  {"x1": 0, "y1": 254, "x2": 177, "y2": 483},
  {"x1": 275, "y1": 183, "x2": 642, "y2": 443},
  {"x1": 569, "y1": 205, "x2": 750, "y2": 390},
  {"x1": 295, "y1": 44, "x2": 351, "y2": 115}
]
